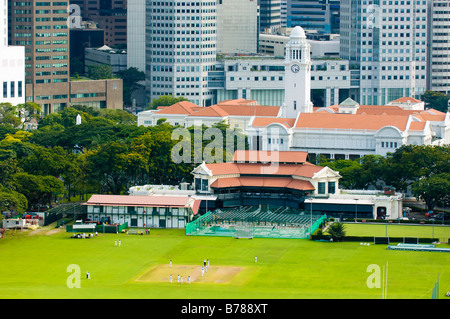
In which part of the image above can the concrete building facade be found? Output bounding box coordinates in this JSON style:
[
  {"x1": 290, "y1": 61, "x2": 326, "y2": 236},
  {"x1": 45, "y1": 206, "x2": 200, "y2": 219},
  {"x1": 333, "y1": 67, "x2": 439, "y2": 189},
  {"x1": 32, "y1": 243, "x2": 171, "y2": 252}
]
[
  {"x1": 145, "y1": 0, "x2": 217, "y2": 107},
  {"x1": 427, "y1": 0, "x2": 450, "y2": 94},
  {"x1": 0, "y1": 0, "x2": 25, "y2": 105},
  {"x1": 8, "y1": 0, "x2": 71, "y2": 114},
  {"x1": 216, "y1": 0, "x2": 259, "y2": 55},
  {"x1": 340, "y1": 0, "x2": 428, "y2": 105}
]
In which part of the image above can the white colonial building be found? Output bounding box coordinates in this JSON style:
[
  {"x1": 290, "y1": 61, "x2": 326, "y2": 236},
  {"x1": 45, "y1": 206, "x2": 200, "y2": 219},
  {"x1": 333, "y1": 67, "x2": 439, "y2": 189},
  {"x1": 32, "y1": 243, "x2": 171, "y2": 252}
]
[
  {"x1": 0, "y1": 0, "x2": 25, "y2": 105},
  {"x1": 138, "y1": 26, "x2": 450, "y2": 159},
  {"x1": 246, "y1": 26, "x2": 450, "y2": 159}
]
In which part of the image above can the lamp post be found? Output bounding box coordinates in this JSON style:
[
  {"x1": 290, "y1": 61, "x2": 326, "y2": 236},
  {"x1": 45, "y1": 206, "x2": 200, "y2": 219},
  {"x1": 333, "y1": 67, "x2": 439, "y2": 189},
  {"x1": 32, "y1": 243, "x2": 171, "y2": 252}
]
[{"x1": 355, "y1": 198, "x2": 359, "y2": 223}]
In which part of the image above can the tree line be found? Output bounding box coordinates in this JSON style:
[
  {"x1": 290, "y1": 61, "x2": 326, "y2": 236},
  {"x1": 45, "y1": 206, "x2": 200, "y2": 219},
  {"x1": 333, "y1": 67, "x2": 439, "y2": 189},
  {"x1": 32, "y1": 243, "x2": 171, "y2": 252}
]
[
  {"x1": 0, "y1": 103, "x2": 244, "y2": 216},
  {"x1": 316, "y1": 145, "x2": 450, "y2": 211},
  {"x1": 0, "y1": 101, "x2": 448, "y2": 217}
]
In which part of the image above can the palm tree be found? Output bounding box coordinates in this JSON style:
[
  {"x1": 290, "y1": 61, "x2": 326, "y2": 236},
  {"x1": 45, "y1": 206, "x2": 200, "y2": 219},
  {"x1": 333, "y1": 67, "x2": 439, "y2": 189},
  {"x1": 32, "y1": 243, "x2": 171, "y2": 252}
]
[{"x1": 327, "y1": 222, "x2": 346, "y2": 242}]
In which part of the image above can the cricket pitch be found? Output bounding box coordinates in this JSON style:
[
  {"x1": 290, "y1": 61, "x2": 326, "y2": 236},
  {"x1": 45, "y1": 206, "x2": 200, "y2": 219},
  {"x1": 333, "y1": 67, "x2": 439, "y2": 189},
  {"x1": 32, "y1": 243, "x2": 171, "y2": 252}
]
[{"x1": 135, "y1": 264, "x2": 244, "y2": 284}]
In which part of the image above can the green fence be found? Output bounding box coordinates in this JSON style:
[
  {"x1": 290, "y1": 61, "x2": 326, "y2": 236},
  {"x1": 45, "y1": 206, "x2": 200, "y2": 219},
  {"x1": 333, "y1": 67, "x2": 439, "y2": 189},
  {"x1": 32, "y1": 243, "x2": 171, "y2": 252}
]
[
  {"x1": 186, "y1": 206, "x2": 328, "y2": 239},
  {"x1": 67, "y1": 222, "x2": 128, "y2": 233}
]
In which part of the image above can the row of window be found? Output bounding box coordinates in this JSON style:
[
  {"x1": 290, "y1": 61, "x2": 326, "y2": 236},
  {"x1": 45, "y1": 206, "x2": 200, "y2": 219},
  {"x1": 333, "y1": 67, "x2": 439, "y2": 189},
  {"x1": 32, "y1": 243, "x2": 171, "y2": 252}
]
[
  {"x1": 35, "y1": 56, "x2": 67, "y2": 60},
  {"x1": 381, "y1": 141, "x2": 398, "y2": 148},
  {"x1": 317, "y1": 181, "x2": 336, "y2": 195},
  {"x1": 34, "y1": 92, "x2": 106, "y2": 100},
  {"x1": 36, "y1": 78, "x2": 68, "y2": 83},
  {"x1": 35, "y1": 70, "x2": 67, "y2": 76},
  {"x1": 14, "y1": 1, "x2": 67, "y2": 5},
  {"x1": 35, "y1": 63, "x2": 68, "y2": 68},
  {"x1": 2, "y1": 81, "x2": 23, "y2": 99}
]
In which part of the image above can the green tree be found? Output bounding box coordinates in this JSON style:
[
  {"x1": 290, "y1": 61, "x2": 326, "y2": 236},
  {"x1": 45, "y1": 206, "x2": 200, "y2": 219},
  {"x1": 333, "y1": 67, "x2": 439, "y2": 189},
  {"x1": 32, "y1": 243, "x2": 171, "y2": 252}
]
[
  {"x1": 116, "y1": 67, "x2": 145, "y2": 107},
  {"x1": 98, "y1": 109, "x2": 137, "y2": 125},
  {"x1": 87, "y1": 64, "x2": 113, "y2": 80},
  {"x1": 381, "y1": 145, "x2": 450, "y2": 192},
  {"x1": 421, "y1": 90, "x2": 450, "y2": 113},
  {"x1": 12, "y1": 172, "x2": 65, "y2": 209},
  {"x1": 148, "y1": 95, "x2": 189, "y2": 110},
  {"x1": 17, "y1": 102, "x2": 41, "y2": 123},
  {"x1": 412, "y1": 173, "x2": 450, "y2": 211},
  {"x1": 0, "y1": 187, "x2": 28, "y2": 216},
  {"x1": 0, "y1": 102, "x2": 21, "y2": 127},
  {"x1": 19, "y1": 145, "x2": 69, "y2": 177},
  {"x1": 83, "y1": 141, "x2": 130, "y2": 194},
  {"x1": 317, "y1": 158, "x2": 362, "y2": 189},
  {"x1": 327, "y1": 222, "x2": 346, "y2": 241}
]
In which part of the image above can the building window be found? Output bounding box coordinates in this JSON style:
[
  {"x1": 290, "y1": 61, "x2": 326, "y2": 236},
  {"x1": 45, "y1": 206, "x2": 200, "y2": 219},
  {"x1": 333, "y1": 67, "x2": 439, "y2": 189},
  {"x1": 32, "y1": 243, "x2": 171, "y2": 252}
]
[
  {"x1": 318, "y1": 182, "x2": 326, "y2": 194},
  {"x1": 18, "y1": 81, "x2": 22, "y2": 97},
  {"x1": 10, "y1": 82, "x2": 15, "y2": 98},
  {"x1": 328, "y1": 182, "x2": 335, "y2": 194}
]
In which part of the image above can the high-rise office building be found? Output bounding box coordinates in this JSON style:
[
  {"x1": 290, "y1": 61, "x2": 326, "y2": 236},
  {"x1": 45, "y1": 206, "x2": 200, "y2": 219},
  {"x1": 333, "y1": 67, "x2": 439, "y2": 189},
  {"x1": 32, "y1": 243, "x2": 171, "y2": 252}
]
[
  {"x1": 427, "y1": 0, "x2": 450, "y2": 94},
  {"x1": 280, "y1": 0, "x2": 287, "y2": 27},
  {"x1": 1, "y1": 0, "x2": 25, "y2": 105},
  {"x1": 340, "y1": 0, "x2": 428, "y2": 105},
  {"x1": 127, "y1": 0, "x2": 146, "y2": 72},
  {"x1": 286, "y1": 0, "x2": 340, "y2": 34},
  {"x1": 259, "y1": 0, "x2": 281, "y2": 32},
  {"x1": 216, "y1": 0, "x2": 259, "y2": 54},
  {"x1": 145, "y1": 0, "x2": 217, "y2": 107},
  {"x1": 70, "y1": 0, "x2": 127, "y2": 47},
  {"x1": 8, "y1": 0, "x2": 70, "y2": 114}
]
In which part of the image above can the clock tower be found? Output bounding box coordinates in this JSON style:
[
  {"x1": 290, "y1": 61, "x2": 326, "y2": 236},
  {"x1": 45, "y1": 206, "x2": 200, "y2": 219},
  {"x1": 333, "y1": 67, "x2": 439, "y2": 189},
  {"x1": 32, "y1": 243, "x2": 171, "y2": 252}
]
[{"x1": 282, "y1": 26, "x2": 313, "y2": 118}]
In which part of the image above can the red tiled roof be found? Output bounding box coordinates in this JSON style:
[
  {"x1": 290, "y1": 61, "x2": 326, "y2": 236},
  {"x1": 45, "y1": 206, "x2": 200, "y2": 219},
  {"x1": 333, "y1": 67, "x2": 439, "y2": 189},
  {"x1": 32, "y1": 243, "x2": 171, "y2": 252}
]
[
  {"x1": 205, "y1": 162, "x2": 241, "y2": 175},
  {"x1": 210, "y1": 176, "x2": 315, "y2": 191},
  {"x1": 294, "y1": 113, "x2": 410, "y2": 131},
  {"x1": 252, "y1": 117, "x2": 296, "y2": 128},
  {"x1": 156, "y1": 101, "x2": 200, "y2": 115},
  {"x1": 409, "y1": 121, "x2": 426, "y2": 131},
  {"x1": 390, "y1": 97, "x2": 422, "y2": 103},
  {"x1": 233, "y1": 150, "x2": 308, "y2": 164},
  {"x1": 204, "y1": 161, "x2": 323, "y2": 178},
  {"x1": 220, "y1": 105, "x2": 280, "y2": 117},
  {"x1": 154, "y1": 99, "x2": 279, "y2": 118},
  {"x1": 217, "y1": 99, "x2": 258, "y2": 106},
  {"x1": 85, "y1": 194, "x2": 190, "y2": 207},
  {"x1": 192, "y1": 104, "x2": 230, "y2": 117}
]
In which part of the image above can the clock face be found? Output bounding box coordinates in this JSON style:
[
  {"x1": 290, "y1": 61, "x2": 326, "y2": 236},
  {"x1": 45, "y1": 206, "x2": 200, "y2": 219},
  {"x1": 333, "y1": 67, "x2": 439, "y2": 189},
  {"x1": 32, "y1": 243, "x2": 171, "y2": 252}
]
[{"x1": 291, "y1": 64, "x2": 300, "y2": 73}]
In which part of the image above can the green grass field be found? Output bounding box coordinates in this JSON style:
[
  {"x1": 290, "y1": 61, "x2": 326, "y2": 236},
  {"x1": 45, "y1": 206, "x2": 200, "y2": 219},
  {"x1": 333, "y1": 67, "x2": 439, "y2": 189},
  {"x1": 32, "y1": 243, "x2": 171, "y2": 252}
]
[{"x1": 0, "y1": 224, "x2": 449, "y2": 299}]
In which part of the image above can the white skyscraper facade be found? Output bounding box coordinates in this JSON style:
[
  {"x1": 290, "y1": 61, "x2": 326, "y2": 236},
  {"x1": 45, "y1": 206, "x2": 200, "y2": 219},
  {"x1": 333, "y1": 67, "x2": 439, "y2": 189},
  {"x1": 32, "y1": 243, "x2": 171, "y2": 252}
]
[
  {"x1": 216, "y1": 0, "x2": 259, "y2": 55},
  {"x1": 427, "y1": 0, "x2": 450, "y2": 94},
  {"x1": 127, "y1": 0, "x2": 147, "y2": 72},
  {"x1": 145, "y1": 0, "x2": 217, "y2": 107},
  {"x1": 0, "y1": 0, "x2": 25, "y2": 105},
  {"x1": 340, "y1": 0, "x2": 428, "y2": 105}
]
